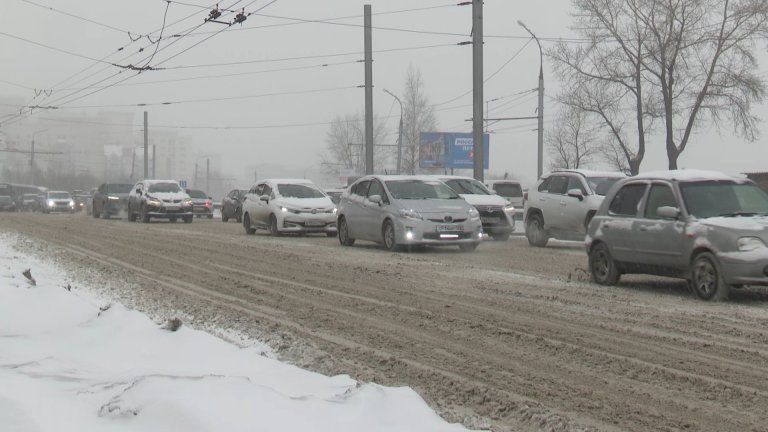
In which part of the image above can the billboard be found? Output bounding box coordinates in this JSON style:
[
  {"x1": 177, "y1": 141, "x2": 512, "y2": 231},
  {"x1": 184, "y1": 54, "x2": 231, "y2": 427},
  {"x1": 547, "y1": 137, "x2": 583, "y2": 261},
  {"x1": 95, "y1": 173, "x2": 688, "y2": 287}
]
[{"x1": 419, "y1": 132, "x2": 489, "y2": 169}]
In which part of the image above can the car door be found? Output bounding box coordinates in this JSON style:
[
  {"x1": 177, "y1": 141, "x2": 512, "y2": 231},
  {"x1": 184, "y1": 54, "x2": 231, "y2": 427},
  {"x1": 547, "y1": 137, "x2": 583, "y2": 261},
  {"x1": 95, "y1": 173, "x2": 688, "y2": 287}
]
[
  {"x1": 540, "y1": 175, "x2": 569, "y2": 230},
  {"x1": 633, "y1": 182, "x2": 687, "y2": 269},
  {"x1": 345, "y1": 179, "x2": 370, "y2": 240},
  {"x1": 361, "y1": 179, "x2": 388, "y2": 239},
  {"x1": 562, "y1": 175, "x2": 591, "y2": 233},
  {"x1": 602, "y1": 182, "x2": 648, "y2": 263},
  {"x1": 254, "y1": 183, "x2": 272, "y2": 226}
]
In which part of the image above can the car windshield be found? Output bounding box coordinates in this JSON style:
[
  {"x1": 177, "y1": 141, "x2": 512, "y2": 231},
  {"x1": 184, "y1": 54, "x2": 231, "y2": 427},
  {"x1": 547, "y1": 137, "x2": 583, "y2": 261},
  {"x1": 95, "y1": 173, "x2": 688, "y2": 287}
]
[
  {"x1": 23, "y1": 194, "x2": 38, "y2": 199},
  {"x1": 385, "y1": 180, "x2": 460, "y2": 200},
  {"x1": 588, "y1": 177, "x2": 622, "y2": 196},
  {"x1": 106, "y1": 184, "x2": 133, "y2": 194},
  {"x1": 148, "y1": 182, "x2": 181, "y2": 193},
  {"x1": 444, "y1": 179, "x2": 491, "y2": 195},
  {"x1": 187, "y1": 189, "x2": 208, "y2": 199},
  {"x1": 49, "y1": 192, "x2": 71, "y2": 199},
  {"x1": 493, "y1": 183, "x2": 523, "y2": 198},
  {"x1": 277, "y1": 184, "x2": 325, "y2": 198},
  {"x1": 680, "y1": 181, "x2": 768, "y2": 219}
]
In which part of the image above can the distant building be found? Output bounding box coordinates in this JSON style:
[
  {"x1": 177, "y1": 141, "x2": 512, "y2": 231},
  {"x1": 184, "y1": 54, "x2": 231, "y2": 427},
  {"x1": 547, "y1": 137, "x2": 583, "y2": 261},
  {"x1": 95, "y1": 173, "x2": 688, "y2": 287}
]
[{"x1": 744, "y1": 172, "x2": 768, "y2": 194}]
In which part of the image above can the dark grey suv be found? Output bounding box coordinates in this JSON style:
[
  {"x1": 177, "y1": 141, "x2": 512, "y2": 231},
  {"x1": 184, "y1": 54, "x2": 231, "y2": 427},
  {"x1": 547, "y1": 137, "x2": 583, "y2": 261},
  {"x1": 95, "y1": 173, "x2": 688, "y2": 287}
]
[
  {"x1": 92, "y1": 183, "x2": 133, "y2": 219},
  {"x1": 586, "y1": 170, "x2": 768, "y2": 301}
]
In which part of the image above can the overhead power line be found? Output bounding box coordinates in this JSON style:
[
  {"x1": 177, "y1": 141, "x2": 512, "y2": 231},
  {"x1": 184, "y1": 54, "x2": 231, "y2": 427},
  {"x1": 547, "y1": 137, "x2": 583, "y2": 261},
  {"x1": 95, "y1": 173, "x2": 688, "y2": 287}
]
[{"x1": 20, "y1": 0, "x2": 133, "y2": 35}]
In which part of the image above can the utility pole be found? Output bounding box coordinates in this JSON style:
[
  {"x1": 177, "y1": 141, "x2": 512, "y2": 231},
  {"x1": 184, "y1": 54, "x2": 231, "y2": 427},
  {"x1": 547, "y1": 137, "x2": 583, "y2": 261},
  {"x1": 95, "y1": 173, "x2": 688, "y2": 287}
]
[
  {"x1": 383, "y1": 89, "x2": 403, "y2": 175},
  {"x1": 152, "y1": 144, "x2": 156, "y2": 179},
  {"x1": 206, "y1": 158, "x2": 210, "y2": 193},
  {"x1": 194, "y1": 162, "x2": 198, "y2": 188},
  {"x1": 472, "y1": 0, "x2": 484, "y2": 182},
  {"x1": 363, "y1": 5, "x2": 374, "y2": 175},
  {"x1": 30, "y1": 137, "x2": 35, "y2": 185},
  {"x1": 143, "y1": 111, "x2": 149, "y2": 179},
  {"x1": 518, "y1": 20, "x2": 544, "y2": 179}
]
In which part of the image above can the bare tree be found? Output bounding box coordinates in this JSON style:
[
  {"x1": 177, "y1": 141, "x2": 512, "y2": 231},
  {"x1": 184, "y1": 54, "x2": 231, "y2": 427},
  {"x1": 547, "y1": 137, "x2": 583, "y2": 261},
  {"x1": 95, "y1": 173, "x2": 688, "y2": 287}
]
[
  {"x1": 634, "y1": 0, "x2": 768, "y2": 169},
  {"x1": 320, "y1": 112, "x2": 389, "y2": 178},
  {"x1": 546, "y1": 105, "x2": 598, "y2": 170},
  {"x1": 401, "y1": 65, "x2": 437, "y2": 174},
  {"x1": 553, "y1": 0, "x2": 768, "y2": 172},
  {"x1": 551, "y1": 0, "x2": 656, "y2": 175}
]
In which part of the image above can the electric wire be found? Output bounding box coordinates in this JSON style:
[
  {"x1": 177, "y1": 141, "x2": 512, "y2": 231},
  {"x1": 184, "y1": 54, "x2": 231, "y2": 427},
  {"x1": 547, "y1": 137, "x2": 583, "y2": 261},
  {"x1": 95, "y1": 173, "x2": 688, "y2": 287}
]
[{"x1": 20, "y1": 0, "x2": 133, "y2": 34}]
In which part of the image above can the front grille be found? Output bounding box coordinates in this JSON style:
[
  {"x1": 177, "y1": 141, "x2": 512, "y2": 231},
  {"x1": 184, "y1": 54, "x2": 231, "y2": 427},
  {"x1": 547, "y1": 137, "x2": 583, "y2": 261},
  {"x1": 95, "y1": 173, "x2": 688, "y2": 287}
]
[
  {"x1": 477, "y1": 206, "x2": 509, "y2": 227},
  {"x1": 427, "y1": 218, "x2": 467, "y2": 223}
]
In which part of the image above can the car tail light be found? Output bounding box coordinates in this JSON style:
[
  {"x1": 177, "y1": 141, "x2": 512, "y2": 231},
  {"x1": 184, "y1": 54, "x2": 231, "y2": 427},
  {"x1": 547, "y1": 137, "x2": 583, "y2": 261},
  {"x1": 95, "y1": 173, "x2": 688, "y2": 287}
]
[{"x1": 205, "y1": 200, "x2": 212, "y2": 208}]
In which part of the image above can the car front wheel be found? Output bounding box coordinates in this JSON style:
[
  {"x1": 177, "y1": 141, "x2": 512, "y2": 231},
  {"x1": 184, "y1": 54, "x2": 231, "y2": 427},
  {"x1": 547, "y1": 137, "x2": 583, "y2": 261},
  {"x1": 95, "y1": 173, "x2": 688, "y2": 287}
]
[
  {"x1": 243, "y1": 213, "x2": 256, "y2": 235},
  {"x1": 382, "y1": 220, "x2": 398, "y2": 251},
  {"x1": 589, "y1": 243, "x2": 620, "y2": 285},
  {"x1": 269, "y1": 214, "x2": 281, "y2": 236},
  {"x1": 690, "y1": 252, "x2": 729, "y2": 301}
]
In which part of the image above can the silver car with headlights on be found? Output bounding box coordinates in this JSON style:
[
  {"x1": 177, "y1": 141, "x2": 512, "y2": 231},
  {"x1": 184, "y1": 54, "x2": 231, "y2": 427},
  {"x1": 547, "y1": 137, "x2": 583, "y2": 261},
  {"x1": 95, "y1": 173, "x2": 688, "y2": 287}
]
[
  {"x1": 337, "y1": 175, "x2": 483, "y2": 252},
  {"x1": 586, "y1": 170, "x2": 768, "y2": 301}
]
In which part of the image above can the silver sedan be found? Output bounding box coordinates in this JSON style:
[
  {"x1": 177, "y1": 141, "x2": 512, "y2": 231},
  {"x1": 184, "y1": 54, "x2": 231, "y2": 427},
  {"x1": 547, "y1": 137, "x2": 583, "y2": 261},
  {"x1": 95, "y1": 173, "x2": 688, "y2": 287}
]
[{"x1": 337, "y1": 175, "x2": 483, "y2": 252}]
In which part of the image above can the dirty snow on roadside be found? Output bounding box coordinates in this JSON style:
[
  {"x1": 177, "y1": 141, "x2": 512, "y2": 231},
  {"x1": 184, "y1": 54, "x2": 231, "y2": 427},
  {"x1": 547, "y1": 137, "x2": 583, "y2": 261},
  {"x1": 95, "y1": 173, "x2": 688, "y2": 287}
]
[{"x1": 0, "y1": 233, "x2": 472, "y2": 432}]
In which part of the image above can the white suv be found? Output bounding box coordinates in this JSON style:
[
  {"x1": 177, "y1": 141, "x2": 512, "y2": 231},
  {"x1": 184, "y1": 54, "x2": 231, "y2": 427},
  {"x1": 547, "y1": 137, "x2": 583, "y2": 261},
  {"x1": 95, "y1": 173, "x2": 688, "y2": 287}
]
[
  {"x1": 241, "y1": 179, "x2": 337, "y2": 236},
  {"x1": 437, "y1": 175, "x2": 515, "y2": 241},
  {"x1": 524, "y1": 170, "x2": 625, "y2": 247}
]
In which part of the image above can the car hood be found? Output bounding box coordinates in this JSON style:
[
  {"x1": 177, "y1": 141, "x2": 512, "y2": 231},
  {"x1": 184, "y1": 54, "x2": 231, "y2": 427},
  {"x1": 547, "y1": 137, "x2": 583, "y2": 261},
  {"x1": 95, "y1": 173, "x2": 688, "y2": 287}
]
[
  {"x1": 458, "y1": 194, "x2": 509, "y2": 207},
  {"x1": 699, "y1": 216, "x2": 768, "y2": 232},
  {"x1": 107, "y1": 192, "x2": 129, "y2": 199},
  {"x1": 278, "y1": 197, "x2": 334, "y2": 209},
  {"x1": 394, "y1": 198, "x2": 472, "y2": 214},
  {"x1": 146, "y1": 192, "x2": 189, "y2": 201}
]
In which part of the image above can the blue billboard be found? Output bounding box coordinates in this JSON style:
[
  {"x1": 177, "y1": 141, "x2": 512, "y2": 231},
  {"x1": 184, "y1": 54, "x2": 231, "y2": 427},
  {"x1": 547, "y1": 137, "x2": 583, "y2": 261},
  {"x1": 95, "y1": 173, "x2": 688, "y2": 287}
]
[{"x1": 419, "y1": 132, "x2": 489, "y2": 169}]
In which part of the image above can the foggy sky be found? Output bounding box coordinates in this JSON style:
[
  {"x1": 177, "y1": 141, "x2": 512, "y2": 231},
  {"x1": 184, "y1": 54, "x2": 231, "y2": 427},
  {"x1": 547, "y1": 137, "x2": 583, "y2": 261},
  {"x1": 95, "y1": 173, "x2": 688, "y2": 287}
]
[{"x1": 1, "y1": 0, "x2": 767, "y2": 187}]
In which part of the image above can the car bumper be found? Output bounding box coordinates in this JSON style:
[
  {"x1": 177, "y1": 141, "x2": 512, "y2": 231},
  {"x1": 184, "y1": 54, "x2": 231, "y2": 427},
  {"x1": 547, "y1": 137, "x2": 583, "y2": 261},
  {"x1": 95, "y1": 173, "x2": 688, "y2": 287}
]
[
  {"x1": 719, "y1": 250, "x2": 768, "y2": 286},
  {"x1": 280, "y1": 214, "x2": 337, "y2": 233},
  {"x1": 192, "y1": 206, "x2": 213, "y2": 215},
  {"x1": 394, "y1": 217, "x2": 483, "y2": 246},
  {"x1": 146, "y1": 204, "x2": 194, "y2": 217},
  {"x1": 104, "y1": 201, "x2": 127, "y2": 215}
]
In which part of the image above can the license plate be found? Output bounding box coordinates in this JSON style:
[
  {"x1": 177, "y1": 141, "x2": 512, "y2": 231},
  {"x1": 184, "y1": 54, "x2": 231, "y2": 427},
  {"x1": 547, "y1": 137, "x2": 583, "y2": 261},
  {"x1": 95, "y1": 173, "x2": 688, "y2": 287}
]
[
  {"x1": 437, "y1": 224, "x2": 463, "y2": 232},
  {"x1": 305, "y1": 220, "x2": 325, "y2": 226},
  {"x1": 165, "y1": 205, "x2": 180, "y2": 210},
  {"x1": 481, "y1": 217, "x2": 500, "y2": 224}
]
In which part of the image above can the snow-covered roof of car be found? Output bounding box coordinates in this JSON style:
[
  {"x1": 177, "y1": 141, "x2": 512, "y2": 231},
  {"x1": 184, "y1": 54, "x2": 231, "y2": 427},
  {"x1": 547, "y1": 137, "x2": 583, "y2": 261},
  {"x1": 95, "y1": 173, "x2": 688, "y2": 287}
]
[
  {"x1": 364, "y1": 175, "x2": 453, "y2": 182},
  {"x1": 141, "y1": 179, "x2": 180, "y2": 184},
  {"x1": 632, "y1": 169, "x2": 743, "y2": 182},
  {"x1": 262, "y1": 178, "x2": 316, "y2": 184},
  {"x1": 550, "y1": 169, "x2": 627, "y2": 178}
]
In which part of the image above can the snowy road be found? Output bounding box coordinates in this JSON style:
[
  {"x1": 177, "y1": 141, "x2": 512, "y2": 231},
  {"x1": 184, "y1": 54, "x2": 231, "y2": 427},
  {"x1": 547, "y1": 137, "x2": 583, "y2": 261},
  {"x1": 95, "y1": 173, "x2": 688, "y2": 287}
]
[{"x1": 2, "y1": 213, "x2": 768, "y2": 431}]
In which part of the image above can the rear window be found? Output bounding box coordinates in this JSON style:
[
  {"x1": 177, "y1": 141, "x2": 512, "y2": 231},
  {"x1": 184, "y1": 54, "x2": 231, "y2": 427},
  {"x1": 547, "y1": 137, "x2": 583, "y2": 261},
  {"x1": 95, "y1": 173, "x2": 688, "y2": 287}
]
[
  {"x1": 493, "y1": 183, "x2": 523, "y2": 198},
  {"x1": 106, "y1": 184, "x2": 133, "y2": 194},
  {"x1": 49, "y1": 192, "x2": 71, "y2": 199},
  {"x1": 608, "y1": 184, "x2": 646, "y2": 216},
  {"x1": 588, "y1": 177, "x2": 622, "y2": 196},
  {"x1": 187, "y1": 189, "x2": 208, "y2": 199}
]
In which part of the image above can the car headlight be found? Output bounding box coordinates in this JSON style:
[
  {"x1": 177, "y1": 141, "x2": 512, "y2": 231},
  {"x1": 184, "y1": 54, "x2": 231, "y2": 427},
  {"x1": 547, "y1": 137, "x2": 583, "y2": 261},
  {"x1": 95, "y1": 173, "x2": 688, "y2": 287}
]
[
  {"x1": 398, "y1": 208, "x2": 422, "y2": 220},
  {"x1": 332, "y1": 207, "x2": 338, "y2": 215},
  {"x1": 69, "y1": 200, "x2": 75, "y2": 207},
  {"x1": 108, "y1": 196, "x2": 120, "y2": 201},
  {"x1": 468, "y1": 207, "x2": 480, "y2": 220},
  {"x1": 504, "y1": 203, "x2": 515, "y2": 214},
  {"x1": 183, "y1": 198, "x2": 193, "y2": 206},
  {"x1": 147, "y1": 197, "x2": 162, "y2": 206},
  {"x1": 737, "y1": 237, "x2": 767, "y2": 252},
  {"x1": 47, "y1": 199, "x2": 54, "y2": 207},
  {"x1": 281, "y1": 206, "x2": 300, "y2": 214}
]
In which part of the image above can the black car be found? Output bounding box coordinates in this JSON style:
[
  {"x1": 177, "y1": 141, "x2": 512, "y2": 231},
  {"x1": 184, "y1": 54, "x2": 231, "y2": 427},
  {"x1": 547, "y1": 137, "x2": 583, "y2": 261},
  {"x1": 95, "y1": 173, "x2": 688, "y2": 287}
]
[
  {"x1": 221, "y1": 189, "x2": 247, "y2": 222},
  {"x1": 185, "y1": 189, "x2": 214, "y2": 219},
  {"x1": 92, "y1": 183, "x2": 133, "y2": 219}
]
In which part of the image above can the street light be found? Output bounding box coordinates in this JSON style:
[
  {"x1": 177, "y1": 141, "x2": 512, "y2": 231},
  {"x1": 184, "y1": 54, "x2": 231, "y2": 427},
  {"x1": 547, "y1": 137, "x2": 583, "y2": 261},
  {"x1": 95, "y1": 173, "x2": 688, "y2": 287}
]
[
  {"x1": 382, "y1": 88, "x2": 404, "y2": 175},
  {"x1": 30, "y1": 129, "x2": 50, "y2": 185},
  {"x1": 517, "y1": 20, "x2": 544, "y2": 179}
]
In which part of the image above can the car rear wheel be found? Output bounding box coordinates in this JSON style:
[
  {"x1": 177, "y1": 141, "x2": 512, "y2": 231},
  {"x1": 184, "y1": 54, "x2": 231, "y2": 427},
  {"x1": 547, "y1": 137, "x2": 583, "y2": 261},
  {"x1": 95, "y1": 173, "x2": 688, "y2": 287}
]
[
  {"x1": 690, "y1": 252, "x2": 729, "y2": 301},
  {"x1": 525, "y1": 214, "x2": 549, "y2": 247},
  {"x1": 127, "y1": 204, "x2": 136, "y2": 222},
  {"x1": 589, "y1": 243, "x2": 620, "y2": 285},
  {"x1": 92, "y1": 207, "x2": 100, "y2": 218},
  {"x1": 235, "y1": 208, "x2": 242, "y2": 223},
  {"x1": 170, "y1": 217, "x2": 177, "y2": 223},
  {"x1": 141, "y1": 205, "x2": 150, "y2": 223},
  {"x1": 491, "y1": 232, "x2": 510, "y2": 241},
  {"x1": 222, "y1": 210, "x2": 229, "y2": 223},
  {"x1": 269, "y1": 214, "x2": 281, "y2": 236},
  {"x1": 459, "y1": 243, "x2": 479, "y2": 252},
  {"x1": 243, "y1": 213, "x2": 256, "y2": 235},
  {"x1": 102, "y1": 211, "x2": 110, "y2": 220},
  {"x1": 338, "y1": 217, "x2": 355, "y2": 246},
  {"x1": 183, "y1": 215, "x2": 193, "y2": 223},
  {"x1": 382, "y1": 220, "x2": 398, "y2": 251},
  {"x1": 207, "y1": 214, "x2": 213, "y2": 219}
]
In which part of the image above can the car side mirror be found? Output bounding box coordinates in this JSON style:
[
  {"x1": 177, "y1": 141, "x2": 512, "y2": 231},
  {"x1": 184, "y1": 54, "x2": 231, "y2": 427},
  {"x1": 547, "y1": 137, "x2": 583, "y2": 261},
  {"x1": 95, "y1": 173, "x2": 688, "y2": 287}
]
[
  {"x1": 259, "y1": 195, "x2": 269, "y2": 202},
  {"x1": 567, "y1": 188, "x2": 584, "y2": 201},
  {"x1": 656, "y1": 206, "x2": 680, "y2": 220},
  {"x1": 368, "y1": 194, "x2": 382, "y2": 205},
  {"x1": 135, "y1": 188, "x2": 141, "y2": 195}
]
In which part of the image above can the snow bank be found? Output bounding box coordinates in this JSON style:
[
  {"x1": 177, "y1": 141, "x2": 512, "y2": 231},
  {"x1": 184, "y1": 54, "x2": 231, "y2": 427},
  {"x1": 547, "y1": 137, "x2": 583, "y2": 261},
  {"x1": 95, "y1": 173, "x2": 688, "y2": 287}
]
[{"x1": 0, "y1": 234, "x2": 470, "y2": 432}]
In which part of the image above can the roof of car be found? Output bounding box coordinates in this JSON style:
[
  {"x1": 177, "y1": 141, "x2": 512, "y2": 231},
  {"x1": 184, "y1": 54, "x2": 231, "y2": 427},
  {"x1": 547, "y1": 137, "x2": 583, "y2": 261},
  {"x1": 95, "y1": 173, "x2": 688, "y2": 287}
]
[
  {"x1": 631, "y1": 169, "x2": 742, "y2": 182},
  {"x1": 549, "y1": 169, "x2": 627, "y2": 178},
  {"x1": 261, "y1": 178, "x2": 315, "y2": 185},
  {"x1": 48, "y1": 190, "x2": 70, "y2": 194},
  {"x1": 140, "y1": 179, "x2": 180, "y2": 184},
  {"x1": 485, "y1": 179, "x2": 521, "y2": 184},
  {"x1": 361, "y1": 175, "x2": 454, "y2": 182},
  {"x1": 433, "y1": 175, "x2": 481, "y2": 181}
]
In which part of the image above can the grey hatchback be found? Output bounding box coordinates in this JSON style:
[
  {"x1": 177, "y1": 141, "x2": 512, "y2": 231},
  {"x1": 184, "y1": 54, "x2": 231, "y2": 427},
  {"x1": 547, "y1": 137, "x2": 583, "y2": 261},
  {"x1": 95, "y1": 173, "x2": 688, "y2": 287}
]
[{"x1": 586, "y1": 170, "x2": 768, "y2": 301}]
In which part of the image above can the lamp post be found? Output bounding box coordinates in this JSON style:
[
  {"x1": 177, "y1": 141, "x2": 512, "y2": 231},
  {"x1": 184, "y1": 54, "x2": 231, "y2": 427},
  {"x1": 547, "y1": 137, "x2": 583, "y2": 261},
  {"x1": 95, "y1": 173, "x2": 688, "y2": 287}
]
[
  {"x1": 518, "y1": 20, "x2": 544, "y2": 179},
  {"x1": 30, "y1": 129, "x2": 50, "y2": 185},
  {"x1": 383, "y1": 89, "x2": 403, "y2": 175}
]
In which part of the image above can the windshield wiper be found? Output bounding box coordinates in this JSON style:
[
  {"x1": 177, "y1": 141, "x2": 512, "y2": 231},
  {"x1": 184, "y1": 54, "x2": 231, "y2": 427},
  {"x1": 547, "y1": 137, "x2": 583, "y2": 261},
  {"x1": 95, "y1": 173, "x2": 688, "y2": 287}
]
[{"x1": 719, "y1": 212, "x2": 758, "y2": 217}]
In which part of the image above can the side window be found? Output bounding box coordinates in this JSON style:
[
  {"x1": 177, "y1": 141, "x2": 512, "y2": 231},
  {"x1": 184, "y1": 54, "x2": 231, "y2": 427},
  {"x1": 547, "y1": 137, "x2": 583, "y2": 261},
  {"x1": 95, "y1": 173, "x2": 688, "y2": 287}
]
[
  {"x1": 547, "y1": 176, "x2": 569, "y2": 195},
  {"x1": 609, "y1": 184, "x2": 647, "y2": 216},
  {"x1": 353, "y1": 180, "x2": 371, "y2": 197},
  {"x1": 644, "y1": 184, "x2": 678, "y2": 219},
  {"x1": 567, "y1": 176, "x2": 586, "y2": 194},
  {"x1": 98, "y1": 184, "x2": 105, "y2": 194},
  {"x1": 262, "y1": 185, "x2": 272, "y2": 197},
  {"x1": 367, "y1": 180, "x2": 387, "y2": 202},
  {"x1": 537, "y1": 177, "x2": 551, "y2": 192}
]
